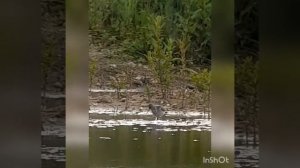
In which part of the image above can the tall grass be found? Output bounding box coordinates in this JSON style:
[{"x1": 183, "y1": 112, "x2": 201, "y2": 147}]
[{"x1": 89, "y1": 0, "x2": 211, "y2": 66}]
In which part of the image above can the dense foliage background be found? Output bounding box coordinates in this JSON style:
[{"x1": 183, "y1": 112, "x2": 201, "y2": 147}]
[{"x1": 89, "y1": 0, "x2": 211, "y2": 67}]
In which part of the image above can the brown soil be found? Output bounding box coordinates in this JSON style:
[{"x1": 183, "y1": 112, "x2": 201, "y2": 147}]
[{"x1": 89, "y1": 43, "x2": 210, "y2": 114}]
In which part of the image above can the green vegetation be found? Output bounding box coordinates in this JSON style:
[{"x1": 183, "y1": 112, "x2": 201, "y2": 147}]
[
  {"x1": 88, "y1": 0, "x2": 258, "y2": 122},
  {"x1": 89, "y1": 0, "x2": 211, "y2": 65},
  {"x1": 191, "y1": 69, "x2": 210, "y2": 93},
  {"x1": 89, "y1": 0, "x2": 212, "y2": 109},
  {"x1": 146, "y1": 16, "x2": 174, "y2": 99},
  {"x1": 191, "y1": 69, "x2": 211, "y2": 116}
]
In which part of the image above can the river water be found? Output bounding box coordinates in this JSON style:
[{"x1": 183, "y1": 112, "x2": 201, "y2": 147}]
[{"x1": 89, "y1": 107, "x2": 211, "y2": 168}]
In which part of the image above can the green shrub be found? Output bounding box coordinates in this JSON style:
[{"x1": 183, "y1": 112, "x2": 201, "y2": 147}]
[
  {"x1": 191, "y1": 69, "x2": 211, "y2": 92},
  {"x1": 146, "y1": 16, "x2": 174, "y2": 99},
  {"x1": 89, "y1": 0, "x2": 211, "y2": 66}
]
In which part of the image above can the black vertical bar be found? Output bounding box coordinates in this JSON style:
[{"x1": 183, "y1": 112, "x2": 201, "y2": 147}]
[{"x1": 0, "y1": 0, "x2": 41, "y2": 168}]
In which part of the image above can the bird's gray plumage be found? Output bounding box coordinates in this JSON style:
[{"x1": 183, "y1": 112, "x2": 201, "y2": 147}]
[{"x1": 148, "y1": 103, "x2": 166, "y2": 119}]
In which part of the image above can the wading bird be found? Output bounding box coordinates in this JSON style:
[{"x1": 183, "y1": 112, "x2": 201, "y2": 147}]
[{"x1": 148, "y1": 103, "x2": 166, "y2": 120}]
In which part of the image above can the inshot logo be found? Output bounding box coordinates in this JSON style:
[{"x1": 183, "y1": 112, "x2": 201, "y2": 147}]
[{"x1": 203, "y1": 156, "x2": 229, "y2": 164}]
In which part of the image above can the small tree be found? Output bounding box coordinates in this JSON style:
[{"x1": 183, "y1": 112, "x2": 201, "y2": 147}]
[{"x1": 147, "y1": 16, "x2": 174, "y2": 100}]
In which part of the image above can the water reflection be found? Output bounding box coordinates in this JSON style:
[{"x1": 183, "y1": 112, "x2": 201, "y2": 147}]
[{"x1": 89, "y1": 109, "x2": 211, "y2": 168}]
